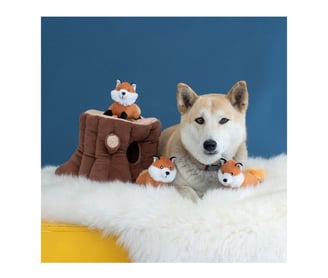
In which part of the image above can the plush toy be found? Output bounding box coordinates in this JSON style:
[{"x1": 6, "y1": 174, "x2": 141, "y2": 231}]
[
  {"x1": 55, "y1": 110, "x2": 162, "y2": 182},
  {"x1": 218, "y1": 158, "x2": 265, "y2": 188},
  {"x1": 104, "y1": 79, "x2": 141, "y2": 120},
  {"x1": 136, "y1": 156, "x2": 177, "y2": 187}
]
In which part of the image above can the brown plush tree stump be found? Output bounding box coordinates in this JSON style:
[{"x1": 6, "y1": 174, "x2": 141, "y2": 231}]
[{"x1": 55, "y1": 109, "x2": 162, "y2": 182}]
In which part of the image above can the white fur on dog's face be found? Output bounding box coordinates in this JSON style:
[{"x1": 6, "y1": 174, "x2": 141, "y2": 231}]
[
  {"x1": 111, "y1": 89, "x2": 138, "y2": 106},
  {"x1": 148, "y1": 165, "x2": 177, "y2": 183},
  {"x1": 180, "y1": 95, "x2": 246, "y2": 165}
]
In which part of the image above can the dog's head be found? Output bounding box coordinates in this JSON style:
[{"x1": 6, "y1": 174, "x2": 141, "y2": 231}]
[{"x1": 177, "y1": 81, "x2": 248, "y2": 165}]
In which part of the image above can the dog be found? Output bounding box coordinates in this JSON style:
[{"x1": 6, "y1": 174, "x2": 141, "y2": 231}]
[{"x1": 158, "y1": 81, "x2": 249, "y2": 201}]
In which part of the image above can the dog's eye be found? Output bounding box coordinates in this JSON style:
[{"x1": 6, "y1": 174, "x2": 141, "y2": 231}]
[
  {"x1": 219, "y1": 118, "x2": 229, "y2": 124},
  {"x1": 195, "y1": 117, "x2": 205, "y2": 125}
]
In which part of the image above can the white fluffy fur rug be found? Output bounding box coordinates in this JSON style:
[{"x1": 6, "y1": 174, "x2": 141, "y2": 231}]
[{"x1": 41, "y1": 154, "x2": 287, "y2": 262}]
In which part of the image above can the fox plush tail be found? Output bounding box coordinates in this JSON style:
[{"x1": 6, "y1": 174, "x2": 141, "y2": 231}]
[{"x1": 247, "y1": 168, "x2": 266, "y2": 182}]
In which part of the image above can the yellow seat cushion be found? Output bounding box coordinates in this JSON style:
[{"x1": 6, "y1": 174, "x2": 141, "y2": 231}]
[{"x1": 41, "y1": 222, "x2": 130, "y2": 262}]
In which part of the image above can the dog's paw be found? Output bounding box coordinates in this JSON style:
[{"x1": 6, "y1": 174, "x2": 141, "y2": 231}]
[{"x1": 174, "y1": 185, "x2": 200, "y2": 203}]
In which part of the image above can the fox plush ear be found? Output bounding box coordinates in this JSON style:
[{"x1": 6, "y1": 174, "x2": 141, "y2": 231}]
[
  {"x1": 116, "y1": 80, "x2": 121, "y2": 87},
  {"x1": 152, "y1": 156, "x2": 160, "y2": 162},
  {"x1": 219, "y1": 158, "x2": 227, "y2": 165},
  {"x1": 235, "y1": 162, "x2": 243, "y2": 169},
  {"x1": 132, "y1": 83, "x2": 137, "y2": 91},
  {"x1": 177, "y1": 83, "x2": 199, "y2": 114},
  {"x1": 169, "y1": 156, "x2": 176, "y2": 163},
  {"x1": 226, "y1": 80, "x2": 248, "y2": 113}
]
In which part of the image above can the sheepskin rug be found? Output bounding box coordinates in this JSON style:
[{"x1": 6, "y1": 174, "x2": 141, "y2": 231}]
[{"x1": 41, "y1": 154, "x2": 287, "y2": 262}]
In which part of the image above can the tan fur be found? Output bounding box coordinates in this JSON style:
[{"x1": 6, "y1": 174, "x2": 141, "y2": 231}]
[{"x1": 159, "y1": 81, "x2": 249, "y2": 201}]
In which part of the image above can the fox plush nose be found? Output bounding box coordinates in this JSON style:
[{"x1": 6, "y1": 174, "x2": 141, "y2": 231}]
[
  {"x1": 165, "y1": 171, "x2": 170, "y2": 176},
  {"x1": 121, "y1": 91, "x2": 126, "y2": 96},
  {"x1": 223, "y1": 178, "x2": 228, "y2": 183},
  {"x1": 203, "y1": 139, "x2": 217, "y2": 152}
]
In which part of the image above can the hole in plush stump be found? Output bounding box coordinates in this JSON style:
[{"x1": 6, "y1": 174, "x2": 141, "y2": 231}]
[{"x1": 126, "y1": 141, "x2": 140, "y2": 164}]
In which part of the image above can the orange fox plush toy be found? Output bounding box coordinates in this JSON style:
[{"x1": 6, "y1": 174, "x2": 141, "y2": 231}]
[
  {"x1": 218, "y1": 158, "x2": 265, "y2": 188},
  {"x1": 104, "y1": 79, "x2": 141, "y2": 120},
  {"x1": 136, "y1": 156, "x2": 177, "y2": 187}
]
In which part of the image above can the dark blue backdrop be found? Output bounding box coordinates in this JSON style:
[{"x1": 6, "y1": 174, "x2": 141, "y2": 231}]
[{"x1": 41, "y1": 17, "x2": 287, "y2": 166}]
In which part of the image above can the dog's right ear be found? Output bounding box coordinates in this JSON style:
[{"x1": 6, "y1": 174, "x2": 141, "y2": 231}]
[{"x1": 177, "y1": 83, "x2": 199, "y2": 114}]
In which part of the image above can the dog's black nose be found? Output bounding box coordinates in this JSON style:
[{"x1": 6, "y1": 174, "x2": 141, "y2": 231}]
[
  {"x1": 165, "y1": 171, "x2": 170, "y2": 176},
  {"x1": 203, "y1": 139, "x2": 217, "y2": 152}
]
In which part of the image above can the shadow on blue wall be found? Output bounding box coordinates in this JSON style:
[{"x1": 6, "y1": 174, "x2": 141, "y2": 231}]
[{"x1": 41, "y1": 17, "x2": 286, "y2": 166}]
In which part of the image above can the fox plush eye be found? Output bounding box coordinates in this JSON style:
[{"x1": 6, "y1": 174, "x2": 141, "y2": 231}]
[
  {"x1": 219, "y1": 118, "x2": 229, "y2": 124},
  {"x1": 195, "y1": 117, "x2": 205, "y2": 125},
  {"x1": 160, "y1": 165, "x2": 163, "y2": 169}
]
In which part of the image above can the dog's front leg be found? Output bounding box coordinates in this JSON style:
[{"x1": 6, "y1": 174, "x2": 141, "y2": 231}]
[
  {"x1": 233, "y1": 142, "x2": 248, "y2": 164},
  {"x1": 174, "y1": 184, "x2": 200, "y2": 203}
]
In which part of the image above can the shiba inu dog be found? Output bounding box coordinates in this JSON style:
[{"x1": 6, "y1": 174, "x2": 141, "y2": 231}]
[{"x1": 159, "y1": 81, "x2": 249, "y2": 201}]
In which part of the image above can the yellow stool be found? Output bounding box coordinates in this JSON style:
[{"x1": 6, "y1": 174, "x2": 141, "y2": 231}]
[{"x1": 41, "y1": 222, "x2": 131, "y2": 262}]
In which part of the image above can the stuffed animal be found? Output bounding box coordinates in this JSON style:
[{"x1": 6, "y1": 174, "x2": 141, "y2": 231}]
[
  {"x1": 104, "y1": 79, "x2": 141, "y2": 120},
  {"x1": 136, "y1": 156, "x2": 177, "y2": 187},
  {"x1": 218, "y1": 158, "x2": 265, "y2": 188}
]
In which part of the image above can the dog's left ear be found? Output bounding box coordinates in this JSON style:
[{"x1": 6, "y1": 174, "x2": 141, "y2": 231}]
[{"x1": 226, "y1": 80, "x2": 248, "y2": 113}]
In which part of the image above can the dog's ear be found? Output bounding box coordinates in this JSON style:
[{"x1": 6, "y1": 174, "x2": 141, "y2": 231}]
[
  {"x1": 177, "y1": 83, "x2": 199, "y2": 114},
  {"x1": 226, "y1": 80, "x2": 248, "y2": 113}
]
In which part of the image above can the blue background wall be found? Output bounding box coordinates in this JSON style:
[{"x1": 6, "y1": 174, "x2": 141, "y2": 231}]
[{"x1": 41, "y1": 17, "x2": 287, "y2": 166}]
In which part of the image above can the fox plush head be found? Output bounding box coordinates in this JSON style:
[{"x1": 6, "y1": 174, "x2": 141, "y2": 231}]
[
  {"x1": 136, "y1": 156, "x2": 177, "y2": 187},
  {"x1": 111, "y1": 79, "x2": 138, "y2": 106},
  {"x1": 148, "y1": 156, "x2": 177, "y2": 184},
  {"x1": 218, "y1": 158, "x2": 265, "y2": 188}
]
